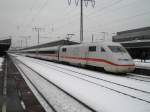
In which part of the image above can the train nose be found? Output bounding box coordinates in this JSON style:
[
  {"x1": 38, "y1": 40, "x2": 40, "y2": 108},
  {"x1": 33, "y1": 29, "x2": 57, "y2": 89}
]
[
  {"x1": 127, "y1": 66, "x2": 135, "y2": 71},
  {"x1": 115, "y1": 66, "x2": 135, "y2": 73}
]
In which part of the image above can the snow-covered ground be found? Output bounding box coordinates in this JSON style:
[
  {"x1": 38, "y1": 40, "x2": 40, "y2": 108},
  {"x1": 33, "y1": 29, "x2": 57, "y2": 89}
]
[
  {"x1": 0, "y1": 57, "x2": 4, "y2": 71},
  {"x1": 134, "y1": 59, "x2": 150, "y2": 69},
  {"x1": 10, "y1": 54, "x2": 150, "y2": 112},
  {"x1": 16, "y1": 61, "x2": 92, "y2": 112}
]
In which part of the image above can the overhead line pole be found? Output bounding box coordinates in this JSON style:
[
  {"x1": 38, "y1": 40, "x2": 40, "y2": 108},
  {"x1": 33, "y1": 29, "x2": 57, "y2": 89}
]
[
  {"x1": 33, "y1": 27, "x2": 43, "y2": 54},
  {"x1": 33, "y1": 27, "x2": 42, "y2": 45},
  {"x1": 68, "y1": 0, "x2": 95, "y2": 43},
  {"x1": 20, "y1": 36, "x2": 31, "y2": 48},
  {"x1": 80, "y1": 0, "x2": 83, "y2": 43}
]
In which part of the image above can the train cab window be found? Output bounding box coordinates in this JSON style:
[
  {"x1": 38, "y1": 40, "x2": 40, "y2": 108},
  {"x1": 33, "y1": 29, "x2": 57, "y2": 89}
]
[
  {"x1": 101, "y1": 47, "x2": 106, "y2": 52},
  {"x1": 108, "y1": 46, "x2": 126, "y2": 53},
  {"x1": 62, "y1": 48, "x2": 67, "y2": 52},
  {"x1": 89, "y1": 46, "x2": 96, "y2": 52}
]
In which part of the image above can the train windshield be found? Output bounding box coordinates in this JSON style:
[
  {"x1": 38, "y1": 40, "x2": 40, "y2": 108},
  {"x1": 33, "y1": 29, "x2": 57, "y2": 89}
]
[{"x1": 108, "y1": 46, "x2": 126, "y2": 53}]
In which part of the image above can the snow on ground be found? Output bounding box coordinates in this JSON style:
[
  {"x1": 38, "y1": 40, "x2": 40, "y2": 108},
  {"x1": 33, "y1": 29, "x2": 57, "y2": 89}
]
[
  {"x1": 22, "y1": 56, "x2": 150, "y2": 93},
  {"x1": 10, "y1": 54, "x2": 150, "y2": 112},
  {"x1": 17, "y1": 62, "x2": 92, "y2": 112},
  {"x1": 0, "y1": 57, "x2": 4, "y2": 71},
  {"x1": 15, "y1": 62, "x2": 55, "y2": 112},
  {"x1": 20, "y1": 56, "x2": 150, "y2": 102}
]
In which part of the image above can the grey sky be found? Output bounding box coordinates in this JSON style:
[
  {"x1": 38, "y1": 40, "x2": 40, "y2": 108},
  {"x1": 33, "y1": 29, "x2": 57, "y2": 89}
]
[{"x1": 0, "y1": 0, "x2": 150, "y2": 47}]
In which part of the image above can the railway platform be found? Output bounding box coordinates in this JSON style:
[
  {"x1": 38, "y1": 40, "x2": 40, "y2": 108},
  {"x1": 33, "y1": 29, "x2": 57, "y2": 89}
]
[
  {"x1": 0, "y1": 55, "x2": 45, "y2": 112},
  {"x1": 134, "y1": 60, "x2": 150, "y2": 76},
  {"x1": 0, "y1": 54, "x2": 150, "y2": 112},
  {"x1": 9, "y1": 54, "x2": 150, "y2": 112}
]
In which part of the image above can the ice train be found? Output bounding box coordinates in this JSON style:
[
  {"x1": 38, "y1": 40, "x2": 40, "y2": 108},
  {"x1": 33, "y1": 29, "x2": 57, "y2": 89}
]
[{"x1": 22, "y1": 42, "x2": 135, "y2": 73}]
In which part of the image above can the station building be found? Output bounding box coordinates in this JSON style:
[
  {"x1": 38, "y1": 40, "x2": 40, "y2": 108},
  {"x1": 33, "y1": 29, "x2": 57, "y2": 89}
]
[{"x1": 113, "y1": 27, "x2": 150, "y2": 60}]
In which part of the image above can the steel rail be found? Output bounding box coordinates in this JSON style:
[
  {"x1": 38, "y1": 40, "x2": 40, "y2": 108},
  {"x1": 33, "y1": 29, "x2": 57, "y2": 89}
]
[
  {"x1": 24, "y1": 58, "x2": 150, "y2": 104},
  {"x1": 30, "y1": 58, "x2": 150, "y2": 94},
  {"x1": 13, "y1": 57, "x2": 96, "y2": 112},
  {"x1": 13, "y1": 59, "x2": 57, "y2": 112}
]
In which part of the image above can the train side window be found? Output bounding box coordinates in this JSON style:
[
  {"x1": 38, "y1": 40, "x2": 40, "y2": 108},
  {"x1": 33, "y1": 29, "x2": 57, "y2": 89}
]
[
  {"x1": 49, "y1": 51, "x2": 56, "y2": 54},
  {"x1": 62, "y1": 48, "x2": 67, "y2": 52},
  {"x1": 101, "y1": 47, "x2": 106, "y2": 52},
  {"x1": 39, "y1": 51, "x2": 56, "y2": 54},
  {"x1": 89, "y1": 46, "x2": 96, "y2": 52}
]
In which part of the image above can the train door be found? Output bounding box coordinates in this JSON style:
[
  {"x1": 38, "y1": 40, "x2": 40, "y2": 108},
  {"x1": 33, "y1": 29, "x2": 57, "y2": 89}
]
[
  {"x1": 79, "y1": 46, "x2": 88, "y2": 66},
  {"x1": 87, "y1": 45, "x2": 99, "y2": 66},
  {"x1": 58, "y1": 46, "x2": 61, "y2": 61}
]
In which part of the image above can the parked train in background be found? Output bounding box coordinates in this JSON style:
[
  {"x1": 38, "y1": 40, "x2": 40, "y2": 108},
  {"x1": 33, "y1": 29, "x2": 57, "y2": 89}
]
[{"x1": 21, "y1": 42, "x2": 135, "y2": 73}]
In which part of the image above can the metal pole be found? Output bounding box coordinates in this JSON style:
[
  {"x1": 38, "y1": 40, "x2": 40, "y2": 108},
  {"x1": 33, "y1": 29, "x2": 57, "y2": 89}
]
[
  {"x1": 68, "y1": 0, "x2": 95, "y2": 43},
  {"x1": 33, "y1": 27, "x2": 42, "y2": 45},
  {"x1": 92, "y1": 34, "x2": 94, "y2": 42},
  {"x1": 21, "y1": 40, "x2": 22, "y2": 48},
  {"x1": 33, "y1": 27, "x2": 41, "y2": 54},
  {"x1": 20, "y1": 36, "x2": 31, "y2": 48},
  {"x1": 80, "y1": 0, "x2": 83, "y2": 43},
  {"x1": 37, "y1": 29, "x2": 40, "y2": 45},
  {"x1": 101, "y1": 32, "x2": 106, "y2": 41},
  {"x1": 24, "y1": 38, "x2": 27, "y2": 48}
]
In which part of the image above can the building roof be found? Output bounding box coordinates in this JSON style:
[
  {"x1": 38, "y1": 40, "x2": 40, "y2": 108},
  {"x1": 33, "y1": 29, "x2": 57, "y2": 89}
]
[
  {"x1": 0, "y1": 38, "x2": 11, "y2": 52},
  {"x1": 117, "y1": 26, "x2": 150, "y2": 35}
]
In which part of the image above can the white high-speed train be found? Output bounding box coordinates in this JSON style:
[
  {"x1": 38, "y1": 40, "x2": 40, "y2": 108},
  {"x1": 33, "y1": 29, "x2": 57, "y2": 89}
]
[{"x1": 22, "y1": 42, "x2": 135, "y2": 73}]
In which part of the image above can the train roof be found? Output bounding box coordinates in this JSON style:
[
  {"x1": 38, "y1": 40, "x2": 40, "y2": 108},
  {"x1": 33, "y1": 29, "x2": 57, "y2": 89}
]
[
  {"x1": 22, "y1": 41, "x2": 122, "y2": 51},
  {"x1": 23, "y1": 46, "x2": 60, "y2": 52},
  {"x1": 61, "y1": 41, "x2": 121, "y2": 48},
  {"x1": 22, "y1": 39, "x2": 79, "y2": 50}
]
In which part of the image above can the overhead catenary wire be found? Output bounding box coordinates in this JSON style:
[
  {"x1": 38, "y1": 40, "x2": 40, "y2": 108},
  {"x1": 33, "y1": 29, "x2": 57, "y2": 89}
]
[
  {"x1": 44, "y1": 0, "x2": 137, "y2": 34},
  {"x1": 52, "y1": 9, "x2": 150, "y2": 39},
  {"x1": 20, "y1": 0, "x2": 133, "y2": 33},
  {"x1": 19, "y1": 0, "x2": 44, "y2": 29},
  {"x1": 27, "y1": 0, "x2": 49, "y2": 26},
  {"x1": 16, "y1": 0, "x2": 150, "y2": 44},
  {"x1": 22, "y1": 0, "x2": 80, "y2": 35},
  {"x1": 83, "y1": 0, "x2": 124, "y2": 18},
  {"x1": 87, "y1": 10, "x2": 150, "y2": 32},
  {"x1": 83, "y1": 0, "x2": 141, "y2": 24},
  {"x1": 43, "y1": 0, "x2": 124, "y2": 31}
]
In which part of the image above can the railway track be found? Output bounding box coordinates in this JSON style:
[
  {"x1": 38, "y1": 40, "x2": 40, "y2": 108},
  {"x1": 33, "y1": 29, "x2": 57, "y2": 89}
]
[
  {"x1": 27, "y1": 55, "x2": 150, "y2": 83},
  {"x1": 15, "y1": 61, "x2": 56, "y2": 112},
  {"x1": 10, "y1": 54, "x2": 150, "y2": 112},
  {"x1": 126, "y1": 73, "x2": 150, "y2": 82},
  {"x1": 11, "y1": 56, "x2": 96, "y2": 112},
  {"x1": 15, "y1": 55, "x2": 150, "y2": 104}
]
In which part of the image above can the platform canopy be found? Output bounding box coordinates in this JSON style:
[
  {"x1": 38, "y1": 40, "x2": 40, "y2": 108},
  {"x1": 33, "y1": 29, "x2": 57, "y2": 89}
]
[
  {"x1": 0, "y1": 38, "x2": 11, "y2": 53},
  {"x1": 112, "y1": 27, "x2": 150, "y2": 59}
]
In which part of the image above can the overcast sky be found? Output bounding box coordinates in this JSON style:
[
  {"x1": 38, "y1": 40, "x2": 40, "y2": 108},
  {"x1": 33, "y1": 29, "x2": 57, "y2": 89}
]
[{"x1": 0, "y1": 0, "x2": 150, "y2": 47}]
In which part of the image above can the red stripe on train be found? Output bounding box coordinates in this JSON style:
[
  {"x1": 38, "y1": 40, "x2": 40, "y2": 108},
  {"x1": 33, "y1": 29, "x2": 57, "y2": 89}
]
[{"x1": 60, "y1": 56, "x2": 135, "y2": 67}]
